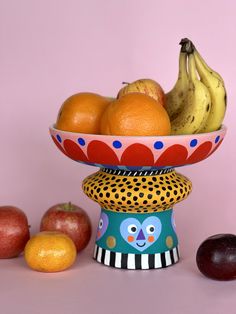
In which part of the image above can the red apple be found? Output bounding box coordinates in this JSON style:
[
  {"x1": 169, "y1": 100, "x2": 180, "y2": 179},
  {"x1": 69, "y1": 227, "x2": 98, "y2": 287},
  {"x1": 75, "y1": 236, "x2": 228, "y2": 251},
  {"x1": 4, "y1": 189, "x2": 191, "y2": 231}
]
[
  {"x1": 40, "y1": 202, "x2": 92, "y2": 253},
  {"x1": 0, "y1": 206, "x2": 30, "y2": 258},
  {"x1": 117, "y1": 79, "x2": 166, "y2": 106}
]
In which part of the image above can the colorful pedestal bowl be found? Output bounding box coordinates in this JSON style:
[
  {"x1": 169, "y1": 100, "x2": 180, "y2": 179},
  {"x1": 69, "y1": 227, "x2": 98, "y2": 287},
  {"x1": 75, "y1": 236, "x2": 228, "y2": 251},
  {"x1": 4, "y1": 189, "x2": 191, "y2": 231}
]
[{"x1": 49, "y1": 125, "x2": 226, "y2": 270}]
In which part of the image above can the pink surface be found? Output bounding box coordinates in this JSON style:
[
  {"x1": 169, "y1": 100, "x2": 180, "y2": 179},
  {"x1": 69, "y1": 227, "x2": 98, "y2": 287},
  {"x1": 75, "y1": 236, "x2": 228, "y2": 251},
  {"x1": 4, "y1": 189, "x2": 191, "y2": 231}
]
[{"x1": 1, "y1": 0, "x2": 236, "y2": 313}]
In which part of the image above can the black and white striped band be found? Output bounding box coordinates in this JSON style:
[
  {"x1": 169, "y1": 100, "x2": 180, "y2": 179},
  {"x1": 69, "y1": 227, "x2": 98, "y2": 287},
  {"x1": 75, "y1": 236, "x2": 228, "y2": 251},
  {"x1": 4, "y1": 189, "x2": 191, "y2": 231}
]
[
  {"x1": 93, "y1": 245, "x2": 179, "y2": 270},
  {"x1": 101, "y1": 168, "x2": 174, "y2": 177}
]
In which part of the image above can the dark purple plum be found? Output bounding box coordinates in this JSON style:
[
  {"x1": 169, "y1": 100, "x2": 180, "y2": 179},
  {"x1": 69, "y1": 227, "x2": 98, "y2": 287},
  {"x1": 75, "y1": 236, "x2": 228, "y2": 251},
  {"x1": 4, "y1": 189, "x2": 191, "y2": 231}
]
[{"x1": 196, "y1": 234, "x2": 236, "y2": 280}]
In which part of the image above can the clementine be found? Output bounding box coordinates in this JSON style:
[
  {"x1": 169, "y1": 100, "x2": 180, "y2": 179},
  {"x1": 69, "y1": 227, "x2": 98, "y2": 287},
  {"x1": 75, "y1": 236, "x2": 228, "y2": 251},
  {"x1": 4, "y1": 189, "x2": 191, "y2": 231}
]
[
  {"x1": 100, "y1": 93, "x2": 171, "y2": 136},
  {"x1": 55, "y1": 92, "x2": 111, "y2": 134},
  {"x1": 24, "y1": 231, "x2": 77, "y2": 272}
]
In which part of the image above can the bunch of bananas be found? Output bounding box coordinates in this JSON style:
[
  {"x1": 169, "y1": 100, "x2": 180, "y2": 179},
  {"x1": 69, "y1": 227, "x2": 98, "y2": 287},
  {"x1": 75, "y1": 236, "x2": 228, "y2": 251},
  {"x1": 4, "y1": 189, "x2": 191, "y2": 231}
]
[{"x1": 166, "y1": 38, "x2": 227, "y2": 135}]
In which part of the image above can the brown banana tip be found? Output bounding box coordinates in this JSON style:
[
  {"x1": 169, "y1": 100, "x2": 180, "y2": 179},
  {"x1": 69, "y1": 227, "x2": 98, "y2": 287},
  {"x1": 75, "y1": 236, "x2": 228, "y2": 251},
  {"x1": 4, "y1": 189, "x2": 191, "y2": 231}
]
[
  {"x1": 179, "y1": 38, "x2": 190, "y2": 45},
  {"x1": 179, "y1": 38, "x2": 195, "y2": 54}
]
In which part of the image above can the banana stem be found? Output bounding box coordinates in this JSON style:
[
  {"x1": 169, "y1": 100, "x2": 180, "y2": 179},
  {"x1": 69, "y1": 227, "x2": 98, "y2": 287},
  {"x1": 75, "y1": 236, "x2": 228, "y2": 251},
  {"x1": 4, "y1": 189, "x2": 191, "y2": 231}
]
[
  {"x1": 188, "y1": 54, "x2": 198, "y2": 81},
  {"x1": 179, "y1": 38, "x2": 194, "y2": 54}
]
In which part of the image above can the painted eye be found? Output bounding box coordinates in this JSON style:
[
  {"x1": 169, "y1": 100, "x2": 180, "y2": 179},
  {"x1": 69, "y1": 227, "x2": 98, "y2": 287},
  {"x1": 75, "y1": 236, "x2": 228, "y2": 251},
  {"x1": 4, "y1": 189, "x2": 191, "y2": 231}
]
[
  {"x1": 99, "y1": 219, "x2": 103, "y2": 229},
  {"x1": 128, "y1": 224, "x2": 137, "y2": 234},
  {"x1": 146, "y1": 224, "x2": 155, "y2": 234}
]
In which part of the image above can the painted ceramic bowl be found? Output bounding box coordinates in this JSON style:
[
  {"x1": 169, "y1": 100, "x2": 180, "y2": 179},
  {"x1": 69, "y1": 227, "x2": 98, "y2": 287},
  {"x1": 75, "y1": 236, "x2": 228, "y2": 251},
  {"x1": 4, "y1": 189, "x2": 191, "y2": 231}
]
[{"x1": 49, "y1": 125, "x2": 226, "y2": 170}]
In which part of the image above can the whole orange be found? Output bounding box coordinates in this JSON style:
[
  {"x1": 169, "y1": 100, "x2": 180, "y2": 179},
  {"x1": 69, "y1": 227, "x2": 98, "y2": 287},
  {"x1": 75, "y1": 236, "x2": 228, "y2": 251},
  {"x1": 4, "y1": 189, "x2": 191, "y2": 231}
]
[
  {"x1": 24, "y1": 231, "x2": 77, "y2": 272},
  {"x1": 100, "y1": 93, "x2": 171, "y2": 136},
  {"x1": 55, "y1": 92, "x2": 111, "y2": 134}
]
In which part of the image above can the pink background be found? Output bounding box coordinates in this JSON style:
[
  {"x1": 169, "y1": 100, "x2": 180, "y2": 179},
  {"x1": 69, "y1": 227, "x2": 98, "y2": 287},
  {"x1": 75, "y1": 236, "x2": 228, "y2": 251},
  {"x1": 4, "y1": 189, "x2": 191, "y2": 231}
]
[{"x1": 1, "y1": 0, "x2": 236, "y2": 313}]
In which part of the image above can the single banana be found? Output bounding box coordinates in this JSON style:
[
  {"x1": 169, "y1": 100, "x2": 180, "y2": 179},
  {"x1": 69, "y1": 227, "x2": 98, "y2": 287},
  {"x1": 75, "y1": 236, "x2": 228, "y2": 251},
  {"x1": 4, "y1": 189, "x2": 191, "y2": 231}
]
[
  {"x1": 165, "y1": 51, "x2": 189, "y2": 120},
  {"x1": 171, "y1": 54, "x2": 211, "y2": 135},
  {"x1": 194, "y1": 48, "x2": 224, "y2": 83},
  {"x1": 193, "y1": 49, "x2": 227, "y2": 133}
]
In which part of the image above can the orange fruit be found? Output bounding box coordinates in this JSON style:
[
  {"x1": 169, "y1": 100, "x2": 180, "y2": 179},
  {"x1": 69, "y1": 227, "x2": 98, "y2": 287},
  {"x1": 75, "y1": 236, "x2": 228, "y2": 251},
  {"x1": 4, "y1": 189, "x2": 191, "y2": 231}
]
[
  {"x1": 55, "y1": 92, "x2": 111, "y2": 134},
  {"x1": 100, "y1": 93, "x2": 171, "y2": 136},
  {"x1": 24, "y1": 231, "x2": 77, "y2": 272}
]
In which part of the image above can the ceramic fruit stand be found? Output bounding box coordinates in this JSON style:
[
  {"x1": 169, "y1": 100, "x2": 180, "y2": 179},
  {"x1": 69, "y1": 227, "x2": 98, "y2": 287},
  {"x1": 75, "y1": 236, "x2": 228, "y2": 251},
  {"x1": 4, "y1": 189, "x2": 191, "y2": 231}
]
[{"x1": 50, "y1": 125, "x2": 226, "y2": 270}]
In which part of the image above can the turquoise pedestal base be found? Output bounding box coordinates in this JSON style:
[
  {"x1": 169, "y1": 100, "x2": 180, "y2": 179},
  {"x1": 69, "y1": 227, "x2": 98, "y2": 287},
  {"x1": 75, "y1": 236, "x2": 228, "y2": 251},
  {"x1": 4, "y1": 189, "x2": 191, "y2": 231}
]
[{"x1": 94, "y1": 208, "x2": 179, "y2": 269}]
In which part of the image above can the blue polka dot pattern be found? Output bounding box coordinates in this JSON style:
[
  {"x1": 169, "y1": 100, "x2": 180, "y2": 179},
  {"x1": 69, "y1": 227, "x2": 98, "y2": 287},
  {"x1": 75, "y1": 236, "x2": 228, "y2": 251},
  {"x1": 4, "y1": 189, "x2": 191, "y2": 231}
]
[
  {"x1": 78, "y1": 138, "x2": 85, "y2": 146},
  {"x1": 113, "y1": 140, "x2": 122, "y2": 149},
  {"x1": 56, "y1": 135, "x2": 62, "y2": 143},
  {"x1": 215, "y1": 136, "x2": 220, "y2": 144},
  {"x1": 154, "y1": 141, "x2": 164, "y2": 149},
  {"x1": 190, "y1": 139, "x2": 198, "y2": 147}
]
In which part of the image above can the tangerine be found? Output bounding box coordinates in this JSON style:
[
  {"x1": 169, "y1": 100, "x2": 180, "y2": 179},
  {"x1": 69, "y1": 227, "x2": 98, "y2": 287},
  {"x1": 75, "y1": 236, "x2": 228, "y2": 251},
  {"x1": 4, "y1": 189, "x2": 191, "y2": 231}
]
[
  {"x1": 55, "y1": 92, "x2": 111, "y2": 134},
  {"x1": 100, "y1": 93, "x2": 171, "y2": 136},
  {"x1": 24, "y1": 231, "x2": 77, "y2": 272}
]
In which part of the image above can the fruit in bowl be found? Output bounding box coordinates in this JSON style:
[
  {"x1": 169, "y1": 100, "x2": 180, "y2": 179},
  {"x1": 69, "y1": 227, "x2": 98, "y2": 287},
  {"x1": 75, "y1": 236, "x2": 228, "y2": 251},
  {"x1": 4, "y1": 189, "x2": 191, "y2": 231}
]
[
  {"x1": 166, "y1": 38, "x2": 227, "y2": 135},
  {"x1": 55, "y1": 92, "x2": 111, "y2": 134},
  {"x1": 54, "y1": 78, "x2": 170, "y2": 136},
  {"x1": 100, "y1": 93, "x2": 171, "y2": 136},
  {"x1": 54, "y1": 38, "x2": 227, "y2": 137},
  {"x1": 117, "y1": 78, "x2": 166, "y2": 106}
]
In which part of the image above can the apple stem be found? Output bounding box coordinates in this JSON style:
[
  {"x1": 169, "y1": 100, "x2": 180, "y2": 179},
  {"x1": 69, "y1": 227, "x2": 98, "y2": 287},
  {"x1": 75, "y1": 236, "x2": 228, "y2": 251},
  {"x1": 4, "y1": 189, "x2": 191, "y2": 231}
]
[
  {"x1": 63, "y1": 202, "x2": 75, "y2": 211},
  {"x1": 122, "y1": 81, "x2": 130, "y2": 85}
]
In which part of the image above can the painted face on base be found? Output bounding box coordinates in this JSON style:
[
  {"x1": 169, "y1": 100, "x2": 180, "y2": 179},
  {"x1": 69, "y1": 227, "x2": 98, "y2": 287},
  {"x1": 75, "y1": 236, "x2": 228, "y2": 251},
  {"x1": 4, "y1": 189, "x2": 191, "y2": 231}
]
[{"x1": 120, "y1": 216, "x2": 162, "y2": 252}]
